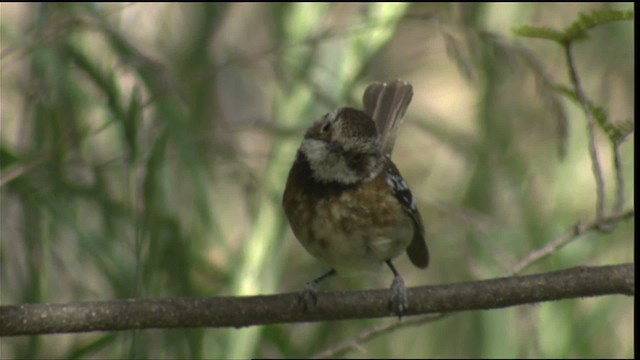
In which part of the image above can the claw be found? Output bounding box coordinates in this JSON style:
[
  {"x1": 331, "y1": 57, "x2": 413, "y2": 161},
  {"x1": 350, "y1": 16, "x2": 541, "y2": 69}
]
[
  {"x1": 389, "y1": 275, "x2": 408, "y2": 318},
  {"x1": 385, "y1": 260, "x2": 408, "y2": 318},
  {"x1": 299, "y1": 280, "x2": 319, "y2": 311},
  {"x1": 298, "y1": 269, "x2": 336, "y2": 311}
]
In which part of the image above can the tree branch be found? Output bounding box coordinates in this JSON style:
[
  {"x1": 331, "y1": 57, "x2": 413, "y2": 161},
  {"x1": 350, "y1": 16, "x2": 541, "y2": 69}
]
[{"x1": 0, "y1": 263, "x2": 633, "y2": 337}]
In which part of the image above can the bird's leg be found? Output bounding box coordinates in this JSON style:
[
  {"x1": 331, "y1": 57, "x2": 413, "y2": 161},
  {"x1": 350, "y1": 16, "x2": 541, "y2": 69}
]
[
  {"x1": 299, "y1": 269, "x2": 336, "y2": 310},
  {"x1": 385, "y1": 260, "x2": 408, "y2": 318}
]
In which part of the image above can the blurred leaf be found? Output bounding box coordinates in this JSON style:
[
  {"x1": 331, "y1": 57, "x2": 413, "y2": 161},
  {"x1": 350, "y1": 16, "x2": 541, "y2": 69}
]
[
  {"x1": 554, "y1": 84, "x2": 631, "y2": 143},
  {"x1": 563, "y1": 9, "x2": 634, "y2": 42},
  {"x1": 512, "y1": 25, "x2": 567, "y2": 43},
  {"x1": 0, "y1": 147, "x2": 20, "y2": 169},
  {"x1": 514, "y1": 9, "x2": 634, "y2": 44}
]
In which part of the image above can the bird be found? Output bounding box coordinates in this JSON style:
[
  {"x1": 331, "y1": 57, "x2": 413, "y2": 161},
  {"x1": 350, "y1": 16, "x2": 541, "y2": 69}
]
[{"x1": 282, "y1": 80, "x2": 428, "y2": 315}]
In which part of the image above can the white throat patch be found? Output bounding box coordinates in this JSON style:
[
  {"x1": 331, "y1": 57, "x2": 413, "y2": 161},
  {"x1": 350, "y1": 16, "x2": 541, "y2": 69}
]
[{"x1": 300, "y1": 139, "x2": 361, "y2": 184}]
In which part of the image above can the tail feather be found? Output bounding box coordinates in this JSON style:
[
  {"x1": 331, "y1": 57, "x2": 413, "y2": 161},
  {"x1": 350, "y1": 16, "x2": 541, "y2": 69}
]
[{"x1": 362, "y1": 80, "x2": 414, "y2": 156}]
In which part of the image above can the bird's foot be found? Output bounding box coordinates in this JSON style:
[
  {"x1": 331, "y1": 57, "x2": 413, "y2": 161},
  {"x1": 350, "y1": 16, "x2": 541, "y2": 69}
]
[
  {"x1": 298, "y1": 280, "x2": 319, "y2": 311},
  {"x1": 389, "y1": 275, "x2": 408, "y2": 318}
]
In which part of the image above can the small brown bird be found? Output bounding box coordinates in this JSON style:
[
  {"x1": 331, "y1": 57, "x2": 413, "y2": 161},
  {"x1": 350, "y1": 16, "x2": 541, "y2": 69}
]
[{"x1": 282, "y1": 80, "x2": 428, "y2": 314}]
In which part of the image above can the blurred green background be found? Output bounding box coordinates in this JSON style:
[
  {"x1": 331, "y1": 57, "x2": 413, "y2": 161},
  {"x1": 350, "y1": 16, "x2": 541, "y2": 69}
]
[{"x1": 0, "y1": 3, "x2": 634, "y2": 358}]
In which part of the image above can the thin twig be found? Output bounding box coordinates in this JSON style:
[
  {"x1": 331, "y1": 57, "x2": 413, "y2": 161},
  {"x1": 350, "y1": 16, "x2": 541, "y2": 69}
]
[
  {"x1": 0, "y1": 153, "x2": 49, "y2": 187},
  {"x1": 508, "y1": 209, "x2": 634, "y2": 275},
  {"x1": 310, "y1": 314, "x2": 446, "y2": 359},
  {"x1": 612, "y1": 142, "x2": 625, "y2": 214},
  {"x1": 564, "y1": 43, "x2": 606, "y2": 220}
]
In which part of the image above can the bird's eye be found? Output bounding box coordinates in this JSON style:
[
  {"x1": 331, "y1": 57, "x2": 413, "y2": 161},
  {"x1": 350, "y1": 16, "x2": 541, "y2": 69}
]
[{"x1": 321, "y1": 121, "x2": 331, "y2": 133}]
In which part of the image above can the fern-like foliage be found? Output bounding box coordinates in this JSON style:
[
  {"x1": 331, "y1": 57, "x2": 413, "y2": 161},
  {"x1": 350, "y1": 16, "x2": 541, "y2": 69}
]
[
  {"x1": 555, "y1": 85, "x2": 633, "y2": 144},
  {"x1": 564, "y1": 9, "x2": 634, "y2": 42},
  {"x1": 513, "y1": 9, "x2": 634, "y2": 44},
  {"x1": 512, "y1": 25, "x2": 567, "y2": 43},
  {"x1": 515, "y1": 9, "x2": 635, "y2": 145}
]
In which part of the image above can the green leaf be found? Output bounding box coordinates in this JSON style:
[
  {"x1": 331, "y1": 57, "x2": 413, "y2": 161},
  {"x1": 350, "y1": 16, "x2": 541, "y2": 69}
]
[
  {"x1": 564, "y1": 9, "x2": 634, "y2": 42},
  {"x1": 554, "y1": 85, "x2": 630, "y2": 142},
  {"x1": 0, "y1": 147, "x2": 20, "y2": 170},
  {"x1": 514, "y1": 9, "x2": 633, "y2": 44},
  {"x1": 513, "y1": 25, "x2": 566, "y2": 43}
]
